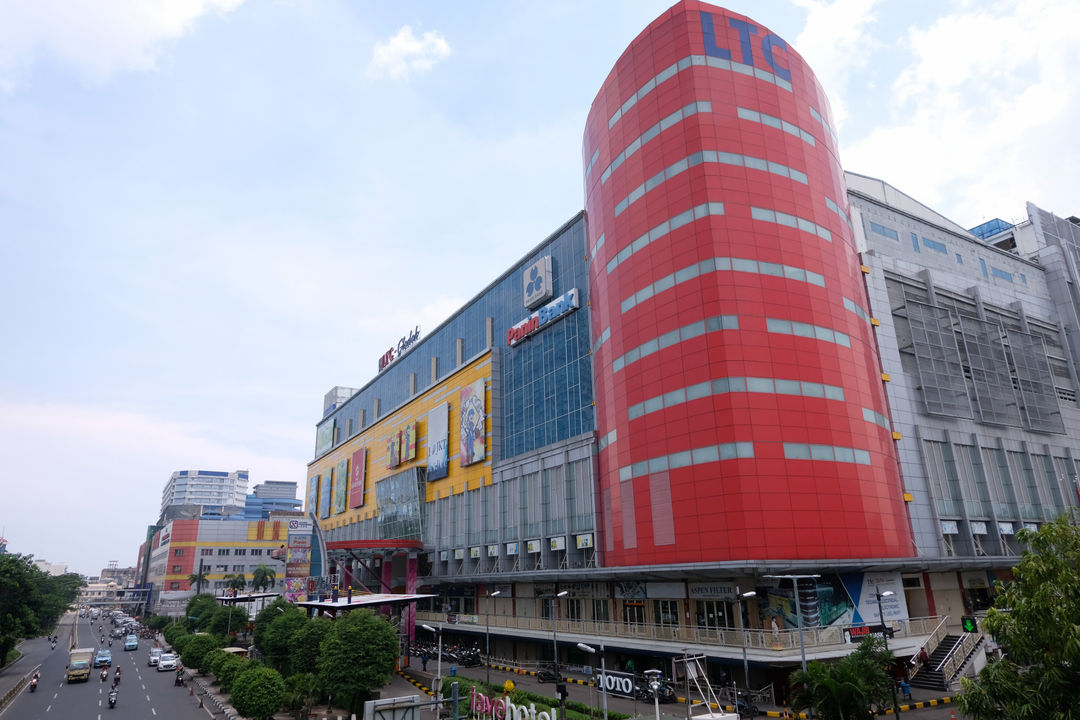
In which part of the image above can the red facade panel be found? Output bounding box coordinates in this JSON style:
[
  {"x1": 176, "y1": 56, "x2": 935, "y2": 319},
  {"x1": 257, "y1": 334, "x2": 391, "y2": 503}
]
[{"x1": 584, "y1": 1, "x2": 915, "y2": 565}]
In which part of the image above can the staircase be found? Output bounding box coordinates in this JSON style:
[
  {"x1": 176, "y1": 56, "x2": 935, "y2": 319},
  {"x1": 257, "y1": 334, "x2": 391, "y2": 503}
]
[{"x1": 908, "y1": 635, "x2": 959, "y2": 691}]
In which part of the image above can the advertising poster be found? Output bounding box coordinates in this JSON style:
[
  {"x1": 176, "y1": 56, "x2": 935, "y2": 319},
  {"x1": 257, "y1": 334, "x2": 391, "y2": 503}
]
[
  {"x1": 315, "y1": 420, "x2": 334, "y2": 457},
  {"x1": 333, "y1": 458, "x2": 349, "y2": 514},
  {"x1": 283, "y1": 577, "x2": 308, "y2": 603},
  {"x1": 286, "y1": 519, "x2": 313, "y2": 579},
  {"x1": 427, "y1": 403, "x2": 449, "y2": 480},
  {"x1": 459, "y1": 379, "x2": 486, "y2": 466},
  {"x1": 403, "y1": 422, "x2": 417, "y2": 462},
  {"x1": 306, "y1": 475, "x2": 320, "y2": 516},
  {"x1": 319, "y1": 467, "x2": 333, "y2": 519},
  {"x1": 387, "y1": 433, "x2": 400, "y2": 469},
  {"x1": 840, "y1": 571, "x2": 909, "y2": 625},
  {"x1": 348, "y1": 448, "x2": 367, "y2": 509}
]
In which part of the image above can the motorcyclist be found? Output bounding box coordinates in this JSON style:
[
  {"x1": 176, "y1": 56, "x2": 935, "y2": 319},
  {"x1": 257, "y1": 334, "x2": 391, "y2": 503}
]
[
  {"x1": 101, "y1": 668, "x2": 109, "y2": 681},
  {"x1": 108, "y1": 687, "x2": 117, "y2": 707}
]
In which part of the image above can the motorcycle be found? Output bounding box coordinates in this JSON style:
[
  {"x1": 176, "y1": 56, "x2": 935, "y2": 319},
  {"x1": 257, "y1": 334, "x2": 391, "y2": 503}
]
[
  {"x1": 100, "y1": 669, "x2": 109, "y2": 682},
  {"x1": 535, "y1": 664, "x2": 558, "y2": 683},
  {"x1": 29, "y1": 678, "x2": 38, "y2": 693},
  {"x1": 733, "y1": 690, "x2": 758, "y2": 718},
  {"x1": 108, "y1": 689, "x2": 117, "y2": 708}
]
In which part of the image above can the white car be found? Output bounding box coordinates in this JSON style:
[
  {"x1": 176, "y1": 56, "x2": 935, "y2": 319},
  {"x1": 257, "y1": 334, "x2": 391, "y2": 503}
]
[
  {"x1": 157, "y1": 653, "x2": 177, "y2": 671},
  {"x1": 148, "y1": 648, "x2": 162, "y2": 666}
]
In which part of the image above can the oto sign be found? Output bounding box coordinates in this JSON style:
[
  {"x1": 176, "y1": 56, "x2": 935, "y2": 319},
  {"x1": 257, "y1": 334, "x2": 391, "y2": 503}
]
[{"x1": 595, "y1": 669, "x2": 636, "y2": 698}]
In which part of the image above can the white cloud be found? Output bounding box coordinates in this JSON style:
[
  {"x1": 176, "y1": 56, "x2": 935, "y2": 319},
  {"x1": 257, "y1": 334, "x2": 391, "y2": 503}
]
[
  {"x1": 842, "y1": 0, "x2": 1080, "y2": 223},
  {"x1": 792, "y1": 0, "x2": 881, "y2": 129},
  {"x1": 0, "y1": 0, "x2": 244, "y2": 90},
  {"x1": 367, "y1": 25, "x2": 450, "y2": 81}
]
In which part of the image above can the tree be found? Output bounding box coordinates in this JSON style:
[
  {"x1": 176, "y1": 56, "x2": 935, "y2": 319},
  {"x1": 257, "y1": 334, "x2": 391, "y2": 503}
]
[
  {"x1": 251, "y1": 564, "x2": 277, "y2": 593},
  {"x1": 188, "y1": 570, "x2": 209, "y2": 594},
  {"x1": 0, "y1": 554, "x2": 83, "y2": 667},
  {"x1": 181, "y1": 633, "x2": 223, "y2": 673},
  {"x1": 185, "y1": 594, "x2": 219, "y2": 632},
  {"x1": 230, "y1": 665, "x2": 287, "y2": 720},
  {"x1": 289, "y1": 616, "x2": 332, "y2": 676},
  {"x1": 260, "y1": 606, "x2": 308, "y2": 674},
  {"x1": 224, "y1": 573, "x2": 247, "y2": 595},
  {"x1": 284, "y1": 672, "x2": 320, "y2": 720},
  {"x1": 956, "y1": 514, "x2": 1080, "y2": 720},
  {"x1": 207, "y1": 605, "x2": 249, "y2": 637},
  {"x1": 253, "y1": 597, "x2": 290, "y2": 650},
  {"x1": 316, "y1": 609, "x2": 399, "y2": 714},
  {"x1": 146, "y1": 615, "x2": 171, "y2": 631},
  {"x1": 217, "y1": 654, "x2": 248, "y2": 692},
  {"x1": 789, "y1": 636, "x2": 894, "y2": 719}
]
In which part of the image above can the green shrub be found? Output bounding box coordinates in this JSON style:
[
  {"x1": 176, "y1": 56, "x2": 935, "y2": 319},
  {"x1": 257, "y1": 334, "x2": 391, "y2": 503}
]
[{"x1": 230, "y1": 666, "x2": 286, "y2": 720}]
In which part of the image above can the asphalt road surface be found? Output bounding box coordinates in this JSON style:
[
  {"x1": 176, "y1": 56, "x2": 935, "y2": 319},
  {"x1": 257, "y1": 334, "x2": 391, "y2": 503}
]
[{"x1": 2, "y1": 612, "x2": 210, "y2": 720}]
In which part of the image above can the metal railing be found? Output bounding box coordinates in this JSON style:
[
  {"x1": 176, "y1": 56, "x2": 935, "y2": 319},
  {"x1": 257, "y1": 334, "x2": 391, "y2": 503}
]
[
  {"x1": 416, "y1": 612, "x2": 946, "y2": 655},
  {"x1": 935, "y1": 631, "x2": 982, "y2": 685},
  {"x1": 907, "y1": 615, "x2": 949, "y2": 681}
]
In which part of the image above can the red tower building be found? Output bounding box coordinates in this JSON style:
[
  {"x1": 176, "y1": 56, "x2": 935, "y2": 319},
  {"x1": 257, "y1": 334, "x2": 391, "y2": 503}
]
[{"x1": 583, "y1": 1, "x2": 914, "y2": 566}]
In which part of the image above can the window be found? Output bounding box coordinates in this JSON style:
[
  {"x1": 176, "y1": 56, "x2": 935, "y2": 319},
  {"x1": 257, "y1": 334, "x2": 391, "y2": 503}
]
[
  {"x1": 922, "y1": 237, "x2": 947, "y2": 253},
  {"x1": 169, "y1": 582, "x2": 180, "y2": 590},
  {"x1": 911, "y1": 233, "x2": 920, "y2": 252},
  {"x1": 174, "y1": 548, "x2": 184, "y2": 556},
  {"x1": 171, "y1": 565, "x2": 182, "y2": 573},
  {"x1": 251, "y1": 549, "x2": 263, "y2": 556},
  {"x1": 869, "y1": 221, "x2": 899, "y2": 241},
  {"x1": 201, "y1": 549, "x2": 213, "y2": 556},
  {"x1": 593, "y1": 598, "x2": 610, "y2": 623},
  {"x1": 622, "y1": 601, "x2": 645, "y2": 627},
  {"x1": 695, "y1": 600, "x2": 730, "y2": 629},
  {"x1": 956, "y1": 254, "x2": 964, "y2": 265},
  {"x1": 979, "y1": 258, "x2": 989, "y2": 278},
  {"x1": 565, "y1": 598, "x2": 582, "y2": 621},
  {"x1": 991, "y1": 266, "x2": 1013, "y2": 282},
  {"x1": 233, "y1": 565, "x2": 245, "y2": 572},
  {"x1": 215, "y1": 564, "x2": 228, "y2": 572},
  {"x1": 217, "y1": 549, "x2": 230, "y2": 556},
  {"x1": 654, "y1": 599, "x2": 680, "y2": 627},
  {"x1": 234, "y1": 549, "x2": 247, "y2": 556}
]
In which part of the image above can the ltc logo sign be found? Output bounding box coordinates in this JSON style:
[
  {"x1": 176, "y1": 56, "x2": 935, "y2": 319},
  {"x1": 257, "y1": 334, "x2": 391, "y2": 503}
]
[{"x1": 523, "y1": 255, "x2": 553, "y2": 309}]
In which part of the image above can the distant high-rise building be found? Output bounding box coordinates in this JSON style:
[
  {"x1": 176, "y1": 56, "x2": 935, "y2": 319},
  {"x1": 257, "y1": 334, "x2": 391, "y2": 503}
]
[
  {"x1": 244, "y1": 481, "x2": 301, "y2": 520},
  {"x1": 159, "y1": 470, "x2": 249, "y2": 521},
  {"x1": 34, "y1": 559, "x2": 69, "y2": 576}
]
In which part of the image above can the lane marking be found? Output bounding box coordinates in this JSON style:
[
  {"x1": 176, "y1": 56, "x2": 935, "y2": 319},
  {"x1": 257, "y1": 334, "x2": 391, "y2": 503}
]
[
  {"x1": 146, "y1": 694, "x2": 151, "y2": 702},
  {"x1": 45, "y1": 705, "x2": 51, "y2": 712},
  {"x1": 152, "y1": 708, "x2": 157, "y2": 715}
]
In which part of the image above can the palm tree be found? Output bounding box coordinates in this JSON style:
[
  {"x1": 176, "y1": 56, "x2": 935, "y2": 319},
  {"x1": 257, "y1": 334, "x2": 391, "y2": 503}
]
[
  {"x1": 251, "y1": 564, "x2": 276, "y2": 593},
  {"x1": 224, "y1": 573, "x2": 247, "y2": 596},
  {"x1": 188, "y1": 570, "x2": 209, "y2": 594},
  {"x1": 789, "y1": 636, "x2": 894, "y2": 719}
]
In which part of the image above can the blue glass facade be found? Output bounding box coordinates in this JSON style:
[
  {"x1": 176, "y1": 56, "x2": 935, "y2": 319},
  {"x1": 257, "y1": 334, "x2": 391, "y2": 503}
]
[{"x1": 315, "y1": 213, "x2": 593, "y2": 463}]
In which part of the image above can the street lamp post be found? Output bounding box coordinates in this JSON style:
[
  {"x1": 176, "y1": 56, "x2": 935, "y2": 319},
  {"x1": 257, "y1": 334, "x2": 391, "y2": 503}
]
[
  {"x1": 735, "y1": 587, "x2": 757, "y2": 701},
  {"x1": 422, "y1": 623, "x2": 443, "y2": 713},
  {"x1": 577, "y1": 641, "x2": 608, "y2": 720},
  {"x1": 553, "y1": 590, "x2": 568, "y2": 716},
  {"x1": 485, "y1": 590, "x2": 501, "y2": 686},
  {"x1": 875, "y1": 589, "x2": 899, "y2": 715}
]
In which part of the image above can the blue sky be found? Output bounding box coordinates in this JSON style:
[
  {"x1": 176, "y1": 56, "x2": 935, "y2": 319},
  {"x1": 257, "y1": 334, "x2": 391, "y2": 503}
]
[{"x1": 1, "y1": 0, "x2": 1077, "y2": 576}]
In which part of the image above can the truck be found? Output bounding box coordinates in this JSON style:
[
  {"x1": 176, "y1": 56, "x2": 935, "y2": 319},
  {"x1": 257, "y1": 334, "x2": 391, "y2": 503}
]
[{"x1": 67, "y1": 648, "x2": 95, "y2": 682}]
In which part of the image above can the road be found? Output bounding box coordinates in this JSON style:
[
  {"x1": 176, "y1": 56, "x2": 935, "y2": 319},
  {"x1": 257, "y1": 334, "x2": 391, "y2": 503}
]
[{"x1": 1, "y1": 612, "x2": 211, "y2": 720}]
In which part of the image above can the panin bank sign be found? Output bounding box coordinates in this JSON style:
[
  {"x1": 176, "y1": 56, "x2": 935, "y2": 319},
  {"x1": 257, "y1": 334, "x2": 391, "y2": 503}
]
[{"x1": 507, "y1": 288, "x2": 578, "y2": 347}]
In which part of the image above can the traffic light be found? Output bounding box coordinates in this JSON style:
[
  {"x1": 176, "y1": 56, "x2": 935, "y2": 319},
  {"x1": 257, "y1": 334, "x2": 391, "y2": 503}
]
[{"x1": 961, "y1": 615, "x2": 978, "y2": 633}]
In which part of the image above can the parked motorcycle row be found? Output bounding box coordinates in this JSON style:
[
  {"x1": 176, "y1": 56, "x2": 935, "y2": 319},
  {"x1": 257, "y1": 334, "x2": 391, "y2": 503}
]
[{"x1": 410, "y1": 641, "x2": 483, "y2": 667}]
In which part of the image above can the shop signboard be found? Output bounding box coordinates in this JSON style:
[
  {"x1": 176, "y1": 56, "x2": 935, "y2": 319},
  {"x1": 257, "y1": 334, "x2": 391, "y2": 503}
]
[
  {"x1": 595, "y1": 670, "x2": 637, "y2": 699},
  {"x1": 575, "y1": 533, "x2": 593, "y2": 549},
  {"x1": 348, "y1": 448, "x2": 367, "y2": 509},
  {"x1": 526, "y1": 539, "x2": 541, "y2": 554}
]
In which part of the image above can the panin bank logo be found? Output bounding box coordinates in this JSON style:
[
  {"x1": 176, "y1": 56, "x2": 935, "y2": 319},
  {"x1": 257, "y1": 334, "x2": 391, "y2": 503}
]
[
  {"x1": 507, "y1": 288, "x2": 578, "y2": 347},
  {"x1": 523, "y1": 256, "x2": 553, "y2": 309}
]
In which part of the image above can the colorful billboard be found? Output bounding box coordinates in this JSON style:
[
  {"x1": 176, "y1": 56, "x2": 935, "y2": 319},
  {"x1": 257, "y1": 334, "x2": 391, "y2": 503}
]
[
  {"x1": 333, "y1": 457, "x2": 349, "y2": 514},
  {"x1": 402, "y1": 422, "x2": 417, "y2": 462},
  {"x1": 387, "y1": 432, "x2": 401, "y2": 469},
  {"x1": 306, "y1": 475, "x2": 320, "y2": 516},
  {"x1": 319, "y1": 467, "x2": 332, "y2": 519},
  {"x1": 459, "y1": 380, "x2": 486, "y2": 466},
  {"x1": 286, "y1": 519, "x2": 313, "y2": 579},
  {"x1": 348, "y1": 448, "x2": 367, "y2": 509},
  {"x1": 427, "y1": 403, "x2": 449, "y2": 480}
]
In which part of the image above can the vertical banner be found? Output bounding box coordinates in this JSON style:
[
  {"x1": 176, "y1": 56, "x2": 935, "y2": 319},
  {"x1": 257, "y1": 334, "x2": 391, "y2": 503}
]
[
  {"x1": 459, "y1": 379, "x2": 486, "y2": 466},
  {"x1": 387, "y1": 433, "x2": 401, "y2": 469},
  {"x1": 333, "y1": 457, "x2": 349, "y2": 513},
  {"x1": 285, "y1": 519, "x2": 313, "y2": 584},
  {"x1": 427, "y1": 403, "x2": 449, "y2": 480},
  {"x1": 319, "y1": 467, "x2": 333, "y2": 518},
  {"x1": 349, "y1": 448, "x2": 367, "y2": 509},
  {"x1": 403, "y1": 422, "x2": 417, "y2": 462},
  {"x1": 306, "y1": 475, "x2": 320, "y2": 516}
]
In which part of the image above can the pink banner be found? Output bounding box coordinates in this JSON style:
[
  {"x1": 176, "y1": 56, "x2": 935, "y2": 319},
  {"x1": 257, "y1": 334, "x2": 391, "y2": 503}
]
[{"x1": 349, "y1": 448, "x2": 367, "y2": 509}]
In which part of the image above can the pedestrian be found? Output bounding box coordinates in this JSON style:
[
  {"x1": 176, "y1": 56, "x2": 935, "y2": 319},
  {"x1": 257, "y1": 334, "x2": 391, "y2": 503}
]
[
  {"x1": 421, "y1": 651, "x2": 429, "y2": 672},
  {"x1": 918, "y1": 646, "x2": 929, "y2": 669},
  {"x1": 898, "y1": 679, "x2": 911, "y2": 701}
]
